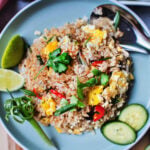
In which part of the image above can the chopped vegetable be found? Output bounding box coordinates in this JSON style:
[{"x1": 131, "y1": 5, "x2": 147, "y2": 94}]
[
  {"x1": 54, "y1": 96, "x2": 85, "y2": 116},
  {"x1": 100, "y1": 73, "x2": 109, "y2": 86},
  {"x1": 91, "y1": 57, "x2": 111, "y2": 66},
  {"x1": 33, "y1": 88, "x2": 42, "y2": 99},
  {"x1": 34, "y1": 48, "x2": 72, "y2": 79},
  {"x1": 21, "y1": 89, "x2": 36, "y2": 96},
  {"x1": 114, "y1": 11, "x2": 120, "y2": 30},
  {"x1": 93, "y1": 105, "x2": 105, "y2": 122},
  {"x1": 36, "y1": 55, "x2": 44, "y2": 65},
  {"x1": 60, "y1": 98, "x2": 69, "y2": 106},
  {"x1": 77, "y1": 77, "x2": 97, "y2": 100},
  {"x1": 101, "y1": 121, "x2": 136, "y2": 145},
  {"x1": 119, "y1": 104, "x2": 148, "y2": 131},
  {"x1": 50, "y1": 89, "x2": 66, "y2": 99},
  {"x1": 4, "y1": 90, "x2": 55, "y2": 148},
  {"x1": 77, "y1": 51, "x2": 88, "y2": 66},
  {"x1": 54, "y1": 104, "x2": 76, "y2": 116},
  {"x1": 92, "y1": 69, "x2": 101, "y2": 76}
]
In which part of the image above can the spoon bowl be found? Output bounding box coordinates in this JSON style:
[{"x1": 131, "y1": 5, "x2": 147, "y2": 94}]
[{"x1": 90, "y1": 3, "x2": 150, "y2": 54}]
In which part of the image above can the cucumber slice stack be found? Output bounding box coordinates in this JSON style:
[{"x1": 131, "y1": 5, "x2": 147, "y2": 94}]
[{"x1": 101, "y1": 104, "x2": 148, "y2": 145}]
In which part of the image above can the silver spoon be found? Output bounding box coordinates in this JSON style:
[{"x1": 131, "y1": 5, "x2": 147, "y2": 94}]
[{"x1": 90, "y1": 3, "x2": 150, "y2": 54}]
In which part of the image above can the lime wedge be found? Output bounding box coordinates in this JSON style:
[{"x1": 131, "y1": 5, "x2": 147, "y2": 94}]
[
  {"x1": 1, "y1": 35, "x2": 24, "y2": 68},
  {"x1": 0, "y1": 69, "x2": 24, "y2": 92}
]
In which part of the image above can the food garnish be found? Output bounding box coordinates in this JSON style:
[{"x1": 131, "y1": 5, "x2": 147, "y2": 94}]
[
  {"x1": 91, "y1": 57, "x2": 111, "y2": 66},
  {"x1": 93, "y1": 105, "x2": 105, "y2": 122},
  {"x1": 0, "y1": 69, "x2": 24, "y2": 92},
  {"x1": 54, "y1": 96, "x2": 85, "y2": 116},
  {"x1": 50, "y1": 89, "x2": 66, "y2": 99},
  {"x1": 113, "y1": 11, "x2": 120, "y2": 30},
  {"x1": 34, "y1": 48, "x2": 72, "y2": 79},
  {"x1": 1, "y1": 35, "x2": 24, "y2": 68},
  {"x1": 4, "y1": 90, "x2": 56, "y2": 148}
]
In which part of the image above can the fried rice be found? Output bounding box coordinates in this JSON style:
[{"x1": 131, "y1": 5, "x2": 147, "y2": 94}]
[{"x1": 19, "y1": 17, "x2": 133, "y2": 134}]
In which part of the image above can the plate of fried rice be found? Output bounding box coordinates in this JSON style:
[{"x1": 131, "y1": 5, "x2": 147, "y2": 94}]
[{"x1": 0, "y1": 0, "x2": 150, "y2": 150}]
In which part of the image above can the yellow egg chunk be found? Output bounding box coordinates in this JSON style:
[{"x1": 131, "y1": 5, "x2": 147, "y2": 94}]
[
  {"x1": 41, "y1": 97, "x2": 56, "y2": 116},
  {"x1": 82, "y1": 25, "x2": 106, "y2": 44},
  {"x1": 42, "y1": 41, "x2": 58, "y2": 55},
  {"x1": 88, "y1": 85, "x2": 104, "y2": 106},
  {"x1": 55, "y1": 127, "x2": 63, "y2": 133}
]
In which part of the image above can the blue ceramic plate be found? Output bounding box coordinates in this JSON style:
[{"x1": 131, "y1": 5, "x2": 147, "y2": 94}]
[{"x1": 0, "y1": 0, "x2": 150, "y2": 150}]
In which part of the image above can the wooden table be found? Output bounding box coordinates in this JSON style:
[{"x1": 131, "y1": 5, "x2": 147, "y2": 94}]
[{"x1": 0, "y1": 0, "x2": 150, "y2": 150}]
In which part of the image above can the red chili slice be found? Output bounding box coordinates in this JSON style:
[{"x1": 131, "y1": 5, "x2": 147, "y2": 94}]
[
  {"x1": 93, "y1": 105, "x2": 105, "y2": 122},
  {"x1": 33, "y1": 88, "x2": 42, "y2": 99},
  {"x1": 91, "y1": 61, "x2": 104, "y2": 66},
  {"x1": 50, "y1": 89, "x2": 66, "y2": 99}
]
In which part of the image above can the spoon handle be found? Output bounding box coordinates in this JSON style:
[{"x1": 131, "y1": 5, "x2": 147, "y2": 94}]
[{"x1": 120, "y1": 44, "x2": 149, "y2": 54}]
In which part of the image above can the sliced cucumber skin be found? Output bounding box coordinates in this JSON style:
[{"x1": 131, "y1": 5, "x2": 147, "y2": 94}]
[
  {"x1": 145, "y1": 145, "x2": 150, "y2": 150},
  {"x1": 101, "y1": 121, "x2": 137, "y2": 145},
  {"x1": 119, "y1": 104, "x2": 149, "y2": 131}
]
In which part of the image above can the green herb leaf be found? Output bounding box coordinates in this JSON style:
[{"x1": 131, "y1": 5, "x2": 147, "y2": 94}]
[
  {"x1": 21, "y1": 89, "x2": 36, "y2": 96},
  {"x1": 92, "y1": 69, "x2": 101, "y2": 76},
  {"x1": 57, "y1": 63, "x2": 67, "y2": 73},
  {"x1": 36, "y1": 55, "x2": 44, "y2": 65},
  {"x1": 49, "y1": 48, "x2": 61, "y2": 59},
  {"x1": 114, "y1": 11, "x2": 120, "y2": 30},
  {"x1": 101, "y1": 73, "x2": 109, "y2": 86}
]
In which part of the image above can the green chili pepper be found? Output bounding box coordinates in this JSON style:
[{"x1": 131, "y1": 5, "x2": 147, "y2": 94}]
[{"x1": 114, "y1": 11, "x2": 120, "y2": 30}]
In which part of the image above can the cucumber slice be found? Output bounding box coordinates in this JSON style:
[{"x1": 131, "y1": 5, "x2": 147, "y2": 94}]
[
  {"x1": 145, "y1": 145, "x2": 150, "y2": 150},
  {"x1": 101, "y1": 121, "x2": 136, "y2": 145},
  {"x1": 119, "y1": 104, "x2": 148, "y2": 131}
]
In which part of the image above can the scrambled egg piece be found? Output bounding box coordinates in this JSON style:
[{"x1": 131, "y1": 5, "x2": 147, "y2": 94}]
[
  {"x1": 73, "y1": 129, "x2": 81, "y2": 135},
  {"x1": 41, "y1": 97, "x2": 56, "y2": 116},
  {"x1": 42, "y1": 40, "x2": 58, "y2": 56},
  {"x1": 82, "y1": 25, "x2": 107, "y2": 45},
  {"x1": 55, "y1": 127, "x2": 63, "y2": 133},
  {"x1": 88, "y1": 85, "x2": 104, "y2": 106},
  {"x1": 102, "y1": 71, "x2": 129, "y2": 100}
]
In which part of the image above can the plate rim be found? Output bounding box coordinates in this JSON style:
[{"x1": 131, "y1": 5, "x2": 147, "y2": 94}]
[
  {"x1": 0, "y1": 1, "x2": 41, "y2": 149},
  {"x1": 0, "y1": 0, "x2": 149, "y2": 150}
]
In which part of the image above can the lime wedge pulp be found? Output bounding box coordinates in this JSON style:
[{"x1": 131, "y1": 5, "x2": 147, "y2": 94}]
[
  {"x1": 1, "y1": 35, "x2": 24, "y2": 68},
  {"x1": 0, "y1": 69, "x2": 24, "y2": 92}
]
